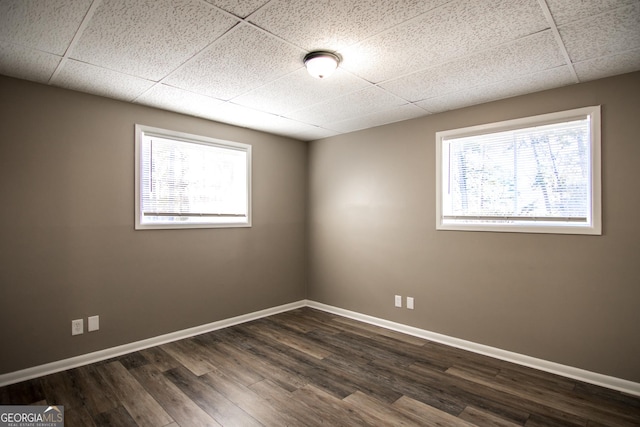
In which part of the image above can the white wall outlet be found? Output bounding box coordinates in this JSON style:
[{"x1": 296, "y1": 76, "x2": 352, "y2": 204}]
[
  {"x1": 71, "y1": 319, "x2": 83, "y2": 336},
  {"x1": 88, "y1": 315, "x2": 99, "y2": 332},
  {"x1": 407, "y1": 297, "x2": 415, "y2": 310},
  {"x1": 395, "y1": 295, "x2": 402, "y2": 308}
]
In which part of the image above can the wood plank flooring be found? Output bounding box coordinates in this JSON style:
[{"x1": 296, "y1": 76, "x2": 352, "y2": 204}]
[{"x1": 1, "y1": 307, "x2": 639, "y2": 426}]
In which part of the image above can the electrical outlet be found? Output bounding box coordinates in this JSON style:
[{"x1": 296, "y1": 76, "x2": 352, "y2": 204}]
[
  {"x1": 88, "y1": 315, "x2": 99, "y2": 332},
  {"x1": 72, "y1": 319, "x2": 83, "y2": 336},
  {"x1": 407, "y1": 297, "x2": 414, "y2": 310},
  {"x1": 395, "y1": 295, "x2": 402, "y2": 308}
]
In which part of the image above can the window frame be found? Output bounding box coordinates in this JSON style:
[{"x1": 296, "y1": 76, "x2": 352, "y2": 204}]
[
  {"x1": 435, "y1": 106, "x2": 601, "y2": 235},
  {"x1": 134, "y1": 124, "x2": 252, "y2": 230}
]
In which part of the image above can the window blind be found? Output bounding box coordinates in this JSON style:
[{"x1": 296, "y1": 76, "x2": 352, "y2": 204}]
[
  {"x1": 140, "y1": 135, "x2": 248, "y2": 223},
  {"x1": 442, "y1": 118, "x2": 591, "y2": 223}
]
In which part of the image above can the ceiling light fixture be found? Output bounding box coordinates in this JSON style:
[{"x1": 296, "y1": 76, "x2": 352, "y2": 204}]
[{"x1": 303, "y1": 51, "x2": 340, "y2": 79}]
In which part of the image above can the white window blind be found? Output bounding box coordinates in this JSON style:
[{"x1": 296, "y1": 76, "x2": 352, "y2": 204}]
[
  {"x1": 135, "y1": 125, "x2": 251, "y2": 229},
  {"x1": 436, "y1": 106, "x2": 601, "y2": 235}
]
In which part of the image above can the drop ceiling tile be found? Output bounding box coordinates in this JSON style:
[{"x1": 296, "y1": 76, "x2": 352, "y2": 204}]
[
  {"x1": 325, "y1": 104, "x2": 428, "y2": 133},
  {"x1": 135, "y1": 84, "x2": 225, "y2": 118},
  {"x1": 559, "y1": 3, "x2": 640, "y2": 62},
  {"x1": 201, "y1": 101, "x2": 288, "y2": 127},
  {"x1": 0, "y1": 42, "x2": 61, "y2": 83},
  {"x1": 164, "y1": 25, "x2": 304, "y2": 100},
  {"x1": 232, "y1": 68, "x2": 370, "y2": 116},
  {"x1": 201, "y1": 101, "x2": 336, "y2": 140},
  {"x1": 341, "y1": 0, "x2": 548, "y2": 83},
  {"x1": 53, "y1": 60, "x2": 155, "y2": 102},
  {"x1": 546, "y1": 0, "x2": 637, "y2": 26},
  {"x1": 249, "y1": 115, "x2": 339, "y2": 141},
  {"x1": 70, "y1": 0, "x2": 238, "y2": 81},
  {"x1": 0, "y1": 0, "x2": 92, "y2": 55},
  {"x1": 380, "y1": 31, "x2": 565, "y2": 102},
  {"x1": 290, "y1": 126, "x2": 340, "y2": 142},
  {"x1": 3, "y1": 0, "x2": 638, "y2": 140},
  {"x1": 248, "y1": 0, "x2": 449, "y2": 51},
  {"x1": 287, "y1": 86, "x2": 407, "y2": 126},
  {"x1": 203, "y1": 0, "x2": 270, "y2": 18},
  {"x1": 417, "y1": 66, "x2": 575, "y2": 114},
  {"x1": 574, "y1": 49, "x2": 640, "y2": 82}
]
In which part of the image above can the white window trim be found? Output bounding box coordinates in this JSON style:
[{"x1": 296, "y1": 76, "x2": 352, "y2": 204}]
[
  {"x1": 435, "y1": 106, "x2": 601, "y2": 235},
  {"x1": 135, "y1": 124, "x2": 252, "y2": 230}
]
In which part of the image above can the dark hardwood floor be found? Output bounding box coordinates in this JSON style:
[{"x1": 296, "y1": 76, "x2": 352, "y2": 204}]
[{"x1": 1, "y1": 307, "x2": 639, "y2": 426}]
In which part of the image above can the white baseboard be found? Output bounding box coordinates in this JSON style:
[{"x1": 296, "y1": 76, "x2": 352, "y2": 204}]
[
  {"x1": 306, "y1": 300, "x2": 640, "y2": 397},
  {"x1": 0, "y1": 300, "x2": 305, "y2": 388},
  {"x1": 2, "y1": 299, "x2": 639, "y2": 398}
]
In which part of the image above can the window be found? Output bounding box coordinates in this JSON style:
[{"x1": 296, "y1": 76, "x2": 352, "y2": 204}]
[
  {"x1": 135, "y1": 124, "x2": 251, "y2": 229},
  {"x1": 436, "y1": 106, "x2": 601, "y2": 235}
]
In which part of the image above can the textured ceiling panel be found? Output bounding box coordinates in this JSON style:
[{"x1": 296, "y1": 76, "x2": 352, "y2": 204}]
[
  {"x1": 340, "y1": 0, "x2": 549, "y2": 84},
  {"x1": 2, "y1": 0, "x2": 639, "y2": 141},
  {"x1": 249, "y1": 0, "x2": 449, "y2": 51},
  {"x1": 288, "y1": 86, "x2": 407, "y2": 125},
  {"x1": 54, "y1": 60, "x2": 155, "y2": 102},
  {"x1": 545, "y1": 0, "x2": 637, "y2": 26},
  {"x1": 0, "y1": 0, "x2": 92, "y2": 55},
  {"x1": 326, "y1": 104, "x2": 427, "y2": 133},
  {"x1": 135, "y1": 84, "x2": 224, "y2": 118},
  {"x1": 288, "y1": 126, "x2": 339, "y2": 142},
  {"x1": 417, "y1": 66, "x2": 575, "y2": 114},
  {"x1": 380, "y1": 31, "x2": 565, "y2": 102},
  {"x1": 0, "y1": 42, "x2": 61, "y2": 83},
  {"x1": 558, "y1": 3, "x2": 640, "y2": 63},
  {"x1": 204, "y1": 0, "x2": 271, "y2": 18},
  {"x1": 233, "y1": 68, "x2": 370, "y2": 116},
  {"x1": 202, "y1": 101, "x2": 338, "y2": 140},
  {"x1": 184, "y1": 101, "x2": 269, "y2": 127},
  {"x1": 164, "y1": 25, "x2": 304, "y2": 100},
  {"x1": 574, "y1": 49, "x2": 640, "y2": 82},
  {"x1": 70, "y1": 0, "x2": 238, "y2": 81}
]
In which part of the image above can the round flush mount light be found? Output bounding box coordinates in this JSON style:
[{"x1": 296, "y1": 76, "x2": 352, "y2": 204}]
[{"x1": 303, "y1": 51, "x2": 340, "y2": 79}]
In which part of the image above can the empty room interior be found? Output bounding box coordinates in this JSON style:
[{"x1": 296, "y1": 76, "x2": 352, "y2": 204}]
[{"x1": 1, "y1": 0, "x2": 639, "y2": 426}]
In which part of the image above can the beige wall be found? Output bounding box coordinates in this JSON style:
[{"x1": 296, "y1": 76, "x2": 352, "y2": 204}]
[
  {"x1": 308, "y1": 72, "x2": 640, "y2": 382},
  {"x1": 2, "y1": 72, "x2": 639, "y2": 384},
  {"x1": 0, "y1": 76, "x2": 307, "y2": 374}
]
